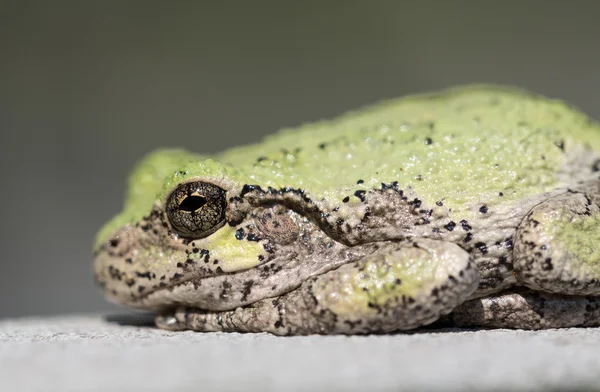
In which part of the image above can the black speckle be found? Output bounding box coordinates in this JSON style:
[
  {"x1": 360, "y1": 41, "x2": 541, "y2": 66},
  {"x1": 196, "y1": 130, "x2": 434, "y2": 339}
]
[
  {"x1": 220, "y1": 280, "x2": 232, "y2": 299},
  {"x1": 108, "y1": 238, "x2": 120, "y2": 247},
  {"x1": 479, "y1": 205, "x2": 488, "y2": 213},
  {"x1": 199, "y1": 249, "x2": 210, "y2": 263},
  {"x1": 108, "y1": 266, "x2": 123, "y2": 280},
  {"x1": 436, "y1": 200, "x2": 443, "y2": 206},
  {"x1": 592, "y1": 159, "x2": 600, "y2": 172},
  {"x1": 235, "y1": 228, "x2": 245, "y2": 240},
  {"x1": 216, "y1": 266, "x2": 224, "y2": 273},
  {"x1": 263, "y1": 243, "x2": 275, "y2": 253},
  {"x1": 554, "y1": 139, "x2": 565, "y2": 152},
  {"x1": 342, "y1": 196, "x2": 350, "y2": 203},
  {"x1": 394, "y1": 278, "x2": 402, "y2": 285},
  {"x1": 499, "y1": 192, "x2": 504, "y2": 197},
  {"x1": 411, "y1": 198, "x2": 422, "y2": 208},
  {"x1": 474, "y1": 242, "x2": 488, "y2": 254},
  {"x1": 444, "y1": 221, "x2": 456, "y2": 231},
  {"x1": 240, "y1": 184, "x2": 263, "y2": 197},
  {"x1": 137, "y1": 286, "x2": 145, "y2": 293},
  {"x1": 357, "y1": 179, "x2": 364, "y2": 185},
  {"x1": 318, "y1": 143, "x2": 327, "y2": 150},
  {"x1": 542, "y1": 258, "x2": 553, "y2": 271},
  {"x1": 241, "y1": 280, "x2": 255, "y2": 302},
  {"x1": 425, "y1": 137, "x2": 433, "y2": 145},
  {"x1": 463, "y1": 233, "x2": 473, "y2": 243},
  {"x1": 460, "y1": 220, "x2": 472, "y2": 231},
  {"x1": 246, "y1": 233, "x2": 260, "y2": 242},
  {"x1": 381, "y1": 181, "x2": 399, "y2": 191},
  {"x1": 125, "y1": 258, "x2": 133, "y2": 264},
  {"x1": 257, "y1": 156, "x2": 267, "y2": 162},
  {"x1": 354, "y1": 190, "x2": 366, "y2": 202},
  {"x1": 173, "y1": 273, "x2": 183, "y2": 280},
  {"x1": 135, "y1": 271, "x2": 153, "y2": 280}
]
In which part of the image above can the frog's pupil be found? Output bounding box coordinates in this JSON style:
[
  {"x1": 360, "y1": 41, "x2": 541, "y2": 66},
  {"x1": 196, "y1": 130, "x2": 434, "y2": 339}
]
[{"x1": 179, "y1": 195, "x2": 207, "y2": 212}]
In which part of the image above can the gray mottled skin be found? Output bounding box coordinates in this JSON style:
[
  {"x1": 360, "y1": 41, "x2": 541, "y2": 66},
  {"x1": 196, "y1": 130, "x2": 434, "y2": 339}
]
[
  {"x1": 514, "y1": 183, "x2": 600, "y2": 295},
  {"x1": 95, "y1": 87, "x2": 600, "y2": 335},
  {"x1": 156, "y1": 239, "x2": 479, "y2": 335},
  {"x1": 441, "y1": 290, "x2": 600, "y2": 330}
]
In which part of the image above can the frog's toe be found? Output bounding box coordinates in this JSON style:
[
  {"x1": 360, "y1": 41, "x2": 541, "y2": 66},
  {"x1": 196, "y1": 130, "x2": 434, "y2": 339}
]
[
  {"x1": 514, "y1": 185, "x2": 600, "y2": 295},
  {"x1": 443, "y1": 290, "x2": 600, "y2": 329},
  {"x1": 155, "y1": 308, "x2": 189, "y2": 331}
]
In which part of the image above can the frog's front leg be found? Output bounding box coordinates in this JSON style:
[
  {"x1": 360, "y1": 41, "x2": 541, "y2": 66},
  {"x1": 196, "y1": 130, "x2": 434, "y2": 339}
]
[
  {"x1": 514, "y1": 182, "x2": 600, "y2": 295},
  {"x1": 155, "y1": 238, "x2": 479, "y2": 335}
]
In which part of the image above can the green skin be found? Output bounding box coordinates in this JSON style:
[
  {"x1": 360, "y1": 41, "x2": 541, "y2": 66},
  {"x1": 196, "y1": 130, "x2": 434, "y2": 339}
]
[{"x1": 94, "y1": 85, "x2": 600, "y2": 335}]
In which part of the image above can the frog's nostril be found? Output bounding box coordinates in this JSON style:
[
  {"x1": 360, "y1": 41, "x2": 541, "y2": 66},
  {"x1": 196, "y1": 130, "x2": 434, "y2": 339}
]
[{"x1": 179, "y1": 196, "x2": 207, "y2": 212}]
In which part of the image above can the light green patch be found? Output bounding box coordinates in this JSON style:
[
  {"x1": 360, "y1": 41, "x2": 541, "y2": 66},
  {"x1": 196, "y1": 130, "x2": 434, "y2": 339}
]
[
  {"x1": 96, "y1": 85, "x2": 600, "y2": 248},
  {"x1": 317, "y1": 247, "x2": 445, "y2": 317},
  {"x1": 199, "y1": 226, "x2": 267, "y2": 272},
  {"x1": 545, "y1": 211, "x2": 600, "y2": 275}
]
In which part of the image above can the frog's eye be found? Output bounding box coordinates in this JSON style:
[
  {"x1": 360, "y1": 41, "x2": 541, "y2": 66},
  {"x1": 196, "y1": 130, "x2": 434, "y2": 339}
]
[{"x1": 166, "y1": 181, "x2": 227, "y2": 239}]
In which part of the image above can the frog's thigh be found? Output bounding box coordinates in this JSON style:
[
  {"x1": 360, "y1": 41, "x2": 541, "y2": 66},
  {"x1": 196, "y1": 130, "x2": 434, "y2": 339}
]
[
  {"x1": 514, "y1": 186, "x2": 600, "y2": 295},
  {"x1": 155, "y1": 239, "x2": 479, "y2": 335},
  {"x1": 446, "y1": 290, "x2": 600, "y2": 329}
]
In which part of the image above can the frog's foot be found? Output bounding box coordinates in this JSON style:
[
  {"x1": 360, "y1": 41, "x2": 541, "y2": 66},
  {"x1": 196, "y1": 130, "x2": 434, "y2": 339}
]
[
  {"x1": 442, "y1": 290, "x2": 600, "y2": 329},
  {"x1": 514, "y1": 185, "x2": 600, "y2": 295},
  {"x1": 155, "y1": 238, "x2": 479, "y2": 335}
]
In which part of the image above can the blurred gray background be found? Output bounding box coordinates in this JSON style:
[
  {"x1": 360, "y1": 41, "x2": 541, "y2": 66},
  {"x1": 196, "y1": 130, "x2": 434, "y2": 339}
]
[{"x1": 1, "y1": 1, "x2": 600, "y2": 318}]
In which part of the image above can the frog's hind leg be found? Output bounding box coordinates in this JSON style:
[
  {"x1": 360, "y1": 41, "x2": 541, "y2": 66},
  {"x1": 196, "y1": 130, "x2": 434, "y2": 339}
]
[
  {"x1": 513, "y1": 183, "x2": 600, "y2": 296},
  {"x1": 442, "y1": 290, "x2": 600, "y2": 329},
  {"x1": 155, "y1": 238, "x2": 479, "y2": 335}
]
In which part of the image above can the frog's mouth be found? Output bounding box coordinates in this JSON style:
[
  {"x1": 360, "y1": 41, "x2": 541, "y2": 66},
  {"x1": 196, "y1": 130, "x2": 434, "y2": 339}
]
[{"x1": 96, "y1": 238, "x2": 377, "y2": 313}]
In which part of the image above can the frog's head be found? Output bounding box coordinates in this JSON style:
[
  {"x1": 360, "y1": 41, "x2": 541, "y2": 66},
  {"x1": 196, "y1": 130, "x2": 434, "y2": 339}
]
[{"x1": 93, "y1": 148, "x2": 335, "y2": 311}]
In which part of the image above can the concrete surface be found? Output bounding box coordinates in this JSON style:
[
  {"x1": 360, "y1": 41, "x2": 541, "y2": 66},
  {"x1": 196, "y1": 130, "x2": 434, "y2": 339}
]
[{"x1": 0, "y1": 315, "x2": 599, "y2": 392}]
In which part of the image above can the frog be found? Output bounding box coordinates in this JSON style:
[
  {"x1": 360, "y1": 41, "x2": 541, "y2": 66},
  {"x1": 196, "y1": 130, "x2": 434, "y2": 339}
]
[{"x1": 94, "y1": 85, "x2": 600, "y2": 335}]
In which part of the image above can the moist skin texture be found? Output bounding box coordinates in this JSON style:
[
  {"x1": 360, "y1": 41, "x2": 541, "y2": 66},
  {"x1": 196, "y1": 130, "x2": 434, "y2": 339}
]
[{"x1": 94, "y1": 84, "x2": 600, "y2": 335}]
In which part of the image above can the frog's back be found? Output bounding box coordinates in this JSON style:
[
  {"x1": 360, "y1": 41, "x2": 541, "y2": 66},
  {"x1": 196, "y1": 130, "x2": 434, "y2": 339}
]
[{"x1": 218, "y1": 85, "x2": 600, "y2": 213}]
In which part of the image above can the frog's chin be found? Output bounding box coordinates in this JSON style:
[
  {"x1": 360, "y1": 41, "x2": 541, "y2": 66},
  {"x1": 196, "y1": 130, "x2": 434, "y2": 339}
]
[
  {"x1": 93, "y1": 249, "x2": 218, "y2": 311},
  {"x1": 100, "y1": 278, "x2": 196, "y2": 312}
]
